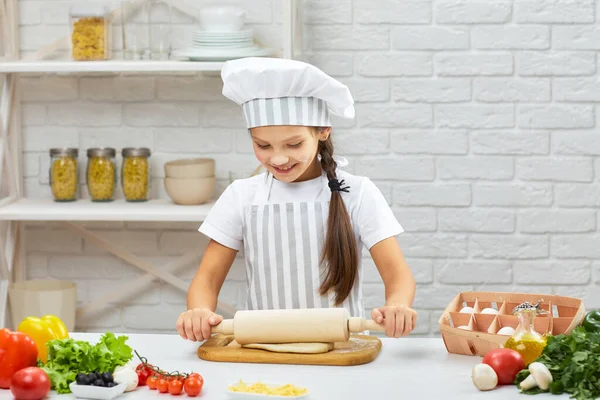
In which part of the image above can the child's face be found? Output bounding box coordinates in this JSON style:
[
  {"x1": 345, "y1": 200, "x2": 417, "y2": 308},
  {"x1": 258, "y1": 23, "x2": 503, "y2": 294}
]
[{"x1": 250, "y1": 125, "x2": 330, "y2": 182}]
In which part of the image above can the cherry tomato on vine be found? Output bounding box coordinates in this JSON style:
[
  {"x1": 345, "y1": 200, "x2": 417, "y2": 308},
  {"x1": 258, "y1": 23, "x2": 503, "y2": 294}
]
[
  {"x1": 135, "y1": 368, "x2": 149, "y2": 386},
  {"x1": 147, "y1": 376, "x2": 157, "y2": 390},
  {"x1": 168, "y1": 379, "x2": 183, "y2": 395},
  {"x1": 184, "y1": 376, "x2": 203, "y2": 397},
  {"x1": 157, "y1": 378, "x2": 169, "y2": 393}
]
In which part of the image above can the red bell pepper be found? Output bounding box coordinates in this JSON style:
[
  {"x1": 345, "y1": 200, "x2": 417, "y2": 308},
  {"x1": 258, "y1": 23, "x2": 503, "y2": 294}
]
[{"x1": 0, "y1": 328, "x2": 38, "y2": 388}]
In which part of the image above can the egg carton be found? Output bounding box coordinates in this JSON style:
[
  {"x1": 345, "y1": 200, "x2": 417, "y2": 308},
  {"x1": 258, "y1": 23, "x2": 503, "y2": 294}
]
[{"x1": 438, "y1": 291, "x2": 586, "y2": 357}]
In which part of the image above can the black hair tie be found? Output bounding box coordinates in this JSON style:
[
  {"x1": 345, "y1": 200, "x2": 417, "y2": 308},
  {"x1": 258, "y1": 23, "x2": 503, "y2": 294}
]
[{"x1": 328, "y1": 178, "x2": 350, "y2": 193}]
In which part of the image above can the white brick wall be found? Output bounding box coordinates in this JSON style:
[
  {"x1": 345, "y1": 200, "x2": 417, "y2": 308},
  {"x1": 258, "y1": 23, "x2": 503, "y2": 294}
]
[{"x1": 14, "y1": 0, "x2": 600, "y2": 337}]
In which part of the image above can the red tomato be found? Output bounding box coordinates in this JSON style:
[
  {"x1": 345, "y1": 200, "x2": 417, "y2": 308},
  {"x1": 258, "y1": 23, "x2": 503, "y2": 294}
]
[
  {"x1": 482, "y1": 348, "x2": 525, "y2": 385},
  {"x1": 136, "y1": 368, "x2": 149, "y2": 386},
  {"x1": 168, "y1": 379, "x2": 183, "y2": 395},
  {"x1": 147, "y1": 376, "x2": 158, "y2": 390},
  {"x1": 184, "y1": 376, "x2": 203, "y2": 397},
  {"x1": 9, "y1": 367, "x2": 50, "y2": 400},
  {"x1": 157, "y1": 378, "x2": 169, "y2": 393},
  {"x1": 0, "y1": 329, "x2": 38, "y2": 389},
  {"x1": 187, "y1": 373, "x2": 201, "y2": 380},
  {"x1": 136, "y1": 363, "x2": 154, "y2": 375}
]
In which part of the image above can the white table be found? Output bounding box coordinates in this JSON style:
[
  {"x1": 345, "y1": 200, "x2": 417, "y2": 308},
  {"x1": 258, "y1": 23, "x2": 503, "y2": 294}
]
[{"x1": 0, "y1": 332, "x2": 572, "y2": 399}]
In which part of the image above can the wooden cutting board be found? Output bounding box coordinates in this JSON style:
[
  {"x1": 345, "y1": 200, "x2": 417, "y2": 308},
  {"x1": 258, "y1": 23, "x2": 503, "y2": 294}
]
[{"x1": 197, "y1": 334, "x2": 382, "y2": 366}]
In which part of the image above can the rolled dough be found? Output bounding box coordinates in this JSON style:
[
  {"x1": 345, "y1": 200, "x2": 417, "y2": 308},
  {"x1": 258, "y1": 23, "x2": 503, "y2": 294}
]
[{"x1": 241, "y1": 342, "x2": 335, "y2": 354}]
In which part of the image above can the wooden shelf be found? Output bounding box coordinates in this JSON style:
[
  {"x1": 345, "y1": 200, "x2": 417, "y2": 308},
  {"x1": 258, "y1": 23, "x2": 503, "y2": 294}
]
[
  {"x1": 0, "y1": 198, "x2": 214, "y2": 222},
  {"x1": 0, "y1": 59, "x2": 225, "y2": 74}
]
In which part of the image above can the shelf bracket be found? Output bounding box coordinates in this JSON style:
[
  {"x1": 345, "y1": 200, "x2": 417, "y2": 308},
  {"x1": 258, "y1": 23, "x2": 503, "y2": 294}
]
[{"x1": 60, "y1": 222, "x2": 238, "y2": 320}]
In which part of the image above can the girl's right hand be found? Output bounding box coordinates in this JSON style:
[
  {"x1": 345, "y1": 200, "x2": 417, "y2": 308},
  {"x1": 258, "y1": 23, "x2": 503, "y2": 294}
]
[{"x1": 176, "y1": 308, "x2": 223, "y2": 342}]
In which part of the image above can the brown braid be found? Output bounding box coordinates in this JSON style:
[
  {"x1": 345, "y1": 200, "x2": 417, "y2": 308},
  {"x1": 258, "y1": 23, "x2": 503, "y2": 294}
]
[{"x1": 315, "y1": 131, "x2": 359, "y2": 306}]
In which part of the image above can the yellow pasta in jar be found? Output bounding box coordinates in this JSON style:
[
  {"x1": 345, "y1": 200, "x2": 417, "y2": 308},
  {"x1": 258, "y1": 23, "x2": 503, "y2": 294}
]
[
  {"x1": 228, "y1": 380, "x2": 308, "y2": 396},
  {"x1": 122, "y1": 156, "x2": 149, "y2": 201},
  {"x1": 50, "y1": 155, "x2": 78, "y2": 202},
  {"x1": 71, "y1": 16, "x2": 107, "y2": 61},
  {"x1": 121, "y1": 148, "x2": 151, "y2": 202},
  {"x1": 86, "y1": 148, "x2": 116, "y2": 201}
]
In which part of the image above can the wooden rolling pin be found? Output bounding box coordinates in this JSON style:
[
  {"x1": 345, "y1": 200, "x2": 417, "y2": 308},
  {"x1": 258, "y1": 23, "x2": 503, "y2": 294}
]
[{"x1": 210, "y1": 308, "x2": 385, "y2": 345}]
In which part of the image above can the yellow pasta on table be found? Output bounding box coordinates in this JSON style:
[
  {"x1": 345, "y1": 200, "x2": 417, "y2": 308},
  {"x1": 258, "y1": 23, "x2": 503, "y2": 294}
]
[{"x1": 228, "y1": 380, "x2": 308, "y2": 397}]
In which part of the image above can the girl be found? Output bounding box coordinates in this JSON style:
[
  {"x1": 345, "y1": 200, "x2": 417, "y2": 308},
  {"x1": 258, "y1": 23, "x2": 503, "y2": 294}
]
[{"x1": 176, "y1": 57, "x2": 417, "y2": 341}]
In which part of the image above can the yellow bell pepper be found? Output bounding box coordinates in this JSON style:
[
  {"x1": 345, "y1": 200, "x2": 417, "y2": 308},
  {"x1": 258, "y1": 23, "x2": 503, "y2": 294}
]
[{"x1": 17, "y1": 314, "x2": 69, "y2": 363}]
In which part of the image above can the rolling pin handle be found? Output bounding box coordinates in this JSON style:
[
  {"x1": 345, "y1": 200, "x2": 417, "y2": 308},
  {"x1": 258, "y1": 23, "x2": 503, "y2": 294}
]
[
  {"x1": 210, "y1": 319, "x2": 234, "y2": 335},
  {"x1": 348, "y1": 317, "x2": 386, "y2": 333}
]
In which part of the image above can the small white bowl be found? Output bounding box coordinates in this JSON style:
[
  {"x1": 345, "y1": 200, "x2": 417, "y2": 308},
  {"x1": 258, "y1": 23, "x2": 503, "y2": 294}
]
[
  {"x1": 199, "y1": 6, "x2": 246, "y2": 32},
  {"x1": 165, "y1": 176, "x2": 216, "y2": 205},
  {"x1": 69, "y1": 381, "x2": 127, "y2": 400},
  {"x1": 227, "y1": 381, "x2": 309, "y2": 399}
]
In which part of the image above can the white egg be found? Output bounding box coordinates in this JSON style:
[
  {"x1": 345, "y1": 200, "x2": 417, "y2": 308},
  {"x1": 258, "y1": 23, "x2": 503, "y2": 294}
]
[
  {"x1": 497, "y1": 326, "x2": 515, "y2": 335},
  {"x1": 460, "y1": 306, "x2": 475, "y2": 314},
  {"x1": 457, "y1": 325, "x2": 472, "y2": 330},
  {"x1": 481, "y1": 308, "x2": 499, "y2": 315}
]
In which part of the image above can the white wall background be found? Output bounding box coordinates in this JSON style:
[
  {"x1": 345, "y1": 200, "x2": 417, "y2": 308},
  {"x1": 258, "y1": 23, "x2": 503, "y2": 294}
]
[{"x1": 14, "y1": 0, "x2": 600, "y2": 336}]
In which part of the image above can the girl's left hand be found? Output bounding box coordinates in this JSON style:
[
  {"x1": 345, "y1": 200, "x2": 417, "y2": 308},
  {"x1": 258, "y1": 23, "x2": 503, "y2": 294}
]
[{"x1": 371, "y1": 305, "x2": 418, "y2": 338}]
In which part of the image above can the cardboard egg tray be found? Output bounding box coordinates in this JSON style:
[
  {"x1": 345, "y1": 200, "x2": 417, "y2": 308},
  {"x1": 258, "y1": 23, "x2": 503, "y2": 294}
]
[{"x1": 438, "y1": 291, "x2": 586, "y2": 357}]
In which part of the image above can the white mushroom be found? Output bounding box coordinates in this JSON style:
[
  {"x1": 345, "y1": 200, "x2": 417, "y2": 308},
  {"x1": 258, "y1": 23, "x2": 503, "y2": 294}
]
[
  {"x1": 519, "y1": 362, "x2": 553, "y2": 391},
  {"x1": 472, "y1": 363, "x2": 498, "y2": 391}
]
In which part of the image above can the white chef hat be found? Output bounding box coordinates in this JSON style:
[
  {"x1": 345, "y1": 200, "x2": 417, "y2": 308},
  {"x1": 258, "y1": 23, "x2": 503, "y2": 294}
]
[{"x1": 221, "y1": 57, "x2": 355, "y2": 129}]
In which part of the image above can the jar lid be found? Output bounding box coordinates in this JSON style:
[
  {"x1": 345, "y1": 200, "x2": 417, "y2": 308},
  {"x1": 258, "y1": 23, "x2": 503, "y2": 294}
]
[
  {"x1": 50, "y1": 148, "x2": 79, "y2": 157},
  {"x1": 87, "y1": 147, "x2": 116, "y2": 157},
  {"x1": 70, "y1": 3, "x2": 110, "y2": 18},
  {"x1": 122, "y1": 147, "x2": 151, "y2": 157}
]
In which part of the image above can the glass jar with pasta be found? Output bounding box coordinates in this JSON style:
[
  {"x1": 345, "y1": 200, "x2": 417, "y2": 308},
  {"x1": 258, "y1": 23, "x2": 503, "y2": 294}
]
[
  {"x1": 121, "y1": 147, "x2": 151, "y2": 202},
  {"x1": 69, "y1": 3, "x2": 112, "y2": 61},
  {"x1": 49, "y1": 148, "x2": 79, "y2": 202},
  {"x1": 86, "y1": 148, "x2": 116, "y2": 202}
]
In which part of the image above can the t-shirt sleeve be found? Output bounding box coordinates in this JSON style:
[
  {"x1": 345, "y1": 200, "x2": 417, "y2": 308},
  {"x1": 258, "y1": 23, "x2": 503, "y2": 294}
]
[
  {"x1": 198, "y1": 183, "x2": 243, "y2": 251},
  {"x1": 355, "y1": 178, "x2": 404, "y2": 250}
]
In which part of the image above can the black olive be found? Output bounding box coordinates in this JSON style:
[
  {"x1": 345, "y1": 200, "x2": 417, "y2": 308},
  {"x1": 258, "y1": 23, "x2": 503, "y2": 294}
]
[
  {"x1": 93, "y1": 379, "x2": 105, "y2": 387},
  {"x1": 107, "y1": 382, "x2": 117, "y2": 387},
  {"x1": 101, "y1": 372, "x2": 113, "y2": 383},
  {"x1": 88, "y1": 372, "x2": 99, "y2": 382},
  {"x1": 76, "y1": 373, "x2": 90, "y2": 385}
]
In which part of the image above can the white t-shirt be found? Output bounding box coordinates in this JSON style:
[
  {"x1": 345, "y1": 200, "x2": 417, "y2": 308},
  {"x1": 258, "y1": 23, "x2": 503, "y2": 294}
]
[{"x1": 198, "y1": 169, "x2": 404, "y2": 252}]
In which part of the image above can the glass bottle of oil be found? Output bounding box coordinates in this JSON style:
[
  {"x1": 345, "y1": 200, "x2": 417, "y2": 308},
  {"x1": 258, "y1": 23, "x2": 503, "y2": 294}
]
[{"x1": 503, "y1": 301, "x2": 548, "y2": 367}]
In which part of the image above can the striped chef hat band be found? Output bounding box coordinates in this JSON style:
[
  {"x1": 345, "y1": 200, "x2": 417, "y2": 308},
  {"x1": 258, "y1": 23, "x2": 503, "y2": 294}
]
[
  {"x1": 242, "y1": 97, "x2": 331, "y2": 129},
  {"x1": 221, "y1": 57, "x2": 355, "y2": 129}
]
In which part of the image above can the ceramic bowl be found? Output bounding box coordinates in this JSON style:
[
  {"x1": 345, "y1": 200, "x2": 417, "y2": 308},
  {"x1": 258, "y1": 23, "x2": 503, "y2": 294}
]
[
  {"x1": 198, "y1": 6, "x2": 246, "y2": 32},
  {"x1": 164, "y1": 158, "x2": 215, "y2": 179},
  {"x1": 164, "y1": 176, "x2": 216, "y2": 205}
]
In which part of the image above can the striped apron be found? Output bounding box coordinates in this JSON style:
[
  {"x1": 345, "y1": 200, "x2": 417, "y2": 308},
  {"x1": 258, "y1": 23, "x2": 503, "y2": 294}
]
[{"x1": 241, "y1": 172, "x2": 365, "y2": 318}]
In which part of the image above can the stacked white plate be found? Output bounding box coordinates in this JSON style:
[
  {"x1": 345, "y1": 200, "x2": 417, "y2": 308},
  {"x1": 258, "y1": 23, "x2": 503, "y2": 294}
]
[
  {"x1": 192, "y1": 28, "x2": 254, "y2": 48},
  {"x1": 174, "y1": 28, "x2": 274, "y2": 61}
]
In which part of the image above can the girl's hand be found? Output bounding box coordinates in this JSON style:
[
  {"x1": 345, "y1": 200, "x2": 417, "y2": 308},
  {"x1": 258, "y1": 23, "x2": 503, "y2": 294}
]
[
  {"x1": 371, "y1": 305, "x2": 417, "y2": 338},
  {"x1": 176, "y1": 308, "x2": 223, "y2": 342}
]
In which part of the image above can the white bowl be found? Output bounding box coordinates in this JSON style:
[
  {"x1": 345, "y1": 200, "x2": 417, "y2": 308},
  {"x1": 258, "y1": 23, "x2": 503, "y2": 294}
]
[
  {"x1": 164, "y1": 176, "x2": 215, "y2": 205},
  {"x1": 198, "y1": 6, "x2": 246, "y2": 32},
  {"x1": 69, "y1": 381, "x2": 127, "y2": 400},
  {"x1": 164, "y1": 158, "x2": 215, "y2": 179}
]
